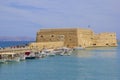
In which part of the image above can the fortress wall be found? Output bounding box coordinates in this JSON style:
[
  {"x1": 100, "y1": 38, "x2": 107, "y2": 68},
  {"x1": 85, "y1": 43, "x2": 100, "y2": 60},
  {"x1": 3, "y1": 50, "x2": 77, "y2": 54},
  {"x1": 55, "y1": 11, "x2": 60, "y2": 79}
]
[
  {"x1": 77, "y1": 29, "x2": 94, "y2": 47},
  {"x1": 36, "y1": 28, "x2": 78, "y2": 48},
  {"x1": 29, "y1": 41, "x2": 64, "y2": 50},
  {"x1": 92, "y1": 33, "x2": 117, "y2": 47},
  {"x1": 36, "y1": 28, "x2": 117, "y2": 48}
]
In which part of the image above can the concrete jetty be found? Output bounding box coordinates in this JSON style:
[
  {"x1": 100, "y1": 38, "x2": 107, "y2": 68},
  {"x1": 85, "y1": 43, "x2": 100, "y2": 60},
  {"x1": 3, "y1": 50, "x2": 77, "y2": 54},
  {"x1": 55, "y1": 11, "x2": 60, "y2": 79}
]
[{"x1": 0, "y1": 47, "x2": 33, "y2": 53}]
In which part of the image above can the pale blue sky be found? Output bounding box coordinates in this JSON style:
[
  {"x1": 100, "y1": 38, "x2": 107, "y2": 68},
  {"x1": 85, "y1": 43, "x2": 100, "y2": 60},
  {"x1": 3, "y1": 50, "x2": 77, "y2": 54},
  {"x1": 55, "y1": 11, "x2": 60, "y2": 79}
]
[{"x1": 0, "y1": 0, "x2": 120, "y2": 39}]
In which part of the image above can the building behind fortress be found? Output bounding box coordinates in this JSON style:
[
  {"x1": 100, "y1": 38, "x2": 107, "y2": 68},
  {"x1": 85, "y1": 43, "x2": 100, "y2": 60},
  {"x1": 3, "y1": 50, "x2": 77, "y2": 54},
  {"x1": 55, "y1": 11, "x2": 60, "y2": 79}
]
[{"x1": 29, "y1": 28, "x2": 117, "y2": 49}]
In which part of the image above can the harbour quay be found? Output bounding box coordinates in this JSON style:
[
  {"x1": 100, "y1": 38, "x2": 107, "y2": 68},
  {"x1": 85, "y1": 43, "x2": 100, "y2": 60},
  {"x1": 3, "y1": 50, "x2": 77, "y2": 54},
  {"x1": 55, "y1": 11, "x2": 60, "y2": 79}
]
[{"x1": 0, "y1": 46, "x2": 73, "y2": 63}]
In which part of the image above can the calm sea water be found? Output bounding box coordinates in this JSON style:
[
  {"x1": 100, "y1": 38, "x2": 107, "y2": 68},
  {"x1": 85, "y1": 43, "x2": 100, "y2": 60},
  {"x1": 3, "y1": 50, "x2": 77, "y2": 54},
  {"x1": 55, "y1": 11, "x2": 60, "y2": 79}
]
[
  {"x1": 0, "y1": 41, "x2": 120, "y2": 80},
  {"x1": 0, "y1": 41, "x2": 33, "y2": 48}
]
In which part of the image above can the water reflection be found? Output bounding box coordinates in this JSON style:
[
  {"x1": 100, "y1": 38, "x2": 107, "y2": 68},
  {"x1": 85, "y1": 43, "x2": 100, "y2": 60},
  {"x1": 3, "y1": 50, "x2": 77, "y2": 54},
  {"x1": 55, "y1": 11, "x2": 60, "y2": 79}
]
[
  {"x1": 73, "y1": 47, "x2": 119, "y2": 80},
  {"x1": 73, "y1": 47, "x2": 117, "y2": 58}
]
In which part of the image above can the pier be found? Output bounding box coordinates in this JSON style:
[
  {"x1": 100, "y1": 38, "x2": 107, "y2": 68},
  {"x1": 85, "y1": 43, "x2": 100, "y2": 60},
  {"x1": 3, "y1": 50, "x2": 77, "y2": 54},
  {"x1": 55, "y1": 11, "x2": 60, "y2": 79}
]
[
  {"x1": 0, "y1": 47, "x2": 33, "y2": 53},
  {"x1": 0, "y1": 46, "x2": 73, "y2": 63},
  {"x1": 0, "y1": 46, "x2": 40, "y2": 56}
]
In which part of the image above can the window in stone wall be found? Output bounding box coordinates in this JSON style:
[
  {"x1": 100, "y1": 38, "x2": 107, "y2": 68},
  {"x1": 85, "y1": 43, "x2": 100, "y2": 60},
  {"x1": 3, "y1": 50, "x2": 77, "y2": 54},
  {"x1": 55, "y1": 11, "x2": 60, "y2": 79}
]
[
  {"x1": 49, "y1": 39, "x2": 52, "y2": 41},
  {"x1": 59, "y1": 35, "x2": 65, "y2": 38},
  {"x1": 67, "y1": 45, "x2": 69, "y2": 47},
  {"x1": 40, "y1": 35, "x2": 43, "y2": 38},
  {"x1": 112, "y1": 43, "x2": 116, "y2": 45},
  {"x1": 51, "y1": 35, "x2": 54, "y2": 37},
  {"x1": 106, "y1": 43, "x2": 109, "y2": 45},
  {"x1": 93, "y1": 44, "x2": 96, "y2": 45},
  {"x1": 59, "y1": 35, "x2": 65, "y2": 41},
  {"x1": 91, "y1": 38, "x2": 93, "y2": 39}
]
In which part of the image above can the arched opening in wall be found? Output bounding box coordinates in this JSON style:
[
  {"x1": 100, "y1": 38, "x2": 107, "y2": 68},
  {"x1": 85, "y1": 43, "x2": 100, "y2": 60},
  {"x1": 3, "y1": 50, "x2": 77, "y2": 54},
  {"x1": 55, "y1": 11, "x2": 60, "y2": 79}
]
[
  {"x1": 91, "y1": 38, "x2": 93, "y2": 39},
  {"x1": 59, "y1": 35, "x2": 65, "y2": 41},
  {"x1": 67, "y1": 45, "x2": 69, "y2": 47},
  {"x1": 69, "y1": 39, "x2": 72, "y2": 41},
  {"x1": 112, "y1": 43, "x2": 116, "y2": 45},
  {"x1": 40, "y1": 35, "x2": 43, "y2": 38},
  {"x1": 49, "y1": 39, "x2": 52, "y2": 41},
  {"x1": 51, "y1": 35, "x2": 54, "y2": 37},
  {"x1": 93, "y1": 44, "x2": 96, "y2": 46},
  {"x1": 106, "y1": 43, "x2": 109, "y2": 46}
]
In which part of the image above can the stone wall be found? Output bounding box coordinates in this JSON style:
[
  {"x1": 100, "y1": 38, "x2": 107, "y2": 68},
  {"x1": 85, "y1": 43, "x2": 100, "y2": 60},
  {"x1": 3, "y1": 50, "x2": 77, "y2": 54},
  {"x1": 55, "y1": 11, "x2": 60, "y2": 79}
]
[
  {"x1": 36, "y1": 28, "x2": 78, "y2": 48},
  {"x1": 29, "y1": 41, "x2": 64, "y2": 50},
  {"x1": 35, "y1": 28, "x2": 117, "y2": 48},
  {"x1": 77, "y1": 28, "x2": 94, "y2": 48},
  {"x1": 92, "y1": 33, "x2": 117, "y2": 47}
]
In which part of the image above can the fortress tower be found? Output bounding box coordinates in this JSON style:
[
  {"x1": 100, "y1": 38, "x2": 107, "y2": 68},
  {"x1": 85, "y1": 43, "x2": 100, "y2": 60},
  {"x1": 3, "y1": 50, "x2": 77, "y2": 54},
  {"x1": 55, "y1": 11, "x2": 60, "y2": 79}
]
[{"x1": 31, "y1": 28, "x2": 117, "y2": 49}]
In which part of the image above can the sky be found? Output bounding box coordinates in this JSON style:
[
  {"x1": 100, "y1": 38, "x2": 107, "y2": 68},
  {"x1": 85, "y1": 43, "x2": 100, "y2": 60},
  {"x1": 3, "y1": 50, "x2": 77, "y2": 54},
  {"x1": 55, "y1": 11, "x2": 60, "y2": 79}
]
[{"x1": 0, "y1": 0, "x2": 120, "y2": 39}]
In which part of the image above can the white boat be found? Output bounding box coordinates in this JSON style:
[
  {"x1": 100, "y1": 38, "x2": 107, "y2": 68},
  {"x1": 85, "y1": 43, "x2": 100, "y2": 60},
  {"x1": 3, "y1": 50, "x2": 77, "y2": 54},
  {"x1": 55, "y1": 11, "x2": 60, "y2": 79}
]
[
  {"x1": 53, "y1": 47, "x2": 72, "y2": 56},
  {"x1": 19, "y1": 53, "x2": 26, "y2": 61},
  {"x1": 1, "y1": 52, "x2": 20, "y2": 62},
  {"x1": 62, "y1": 47, "x2": 73, "y2": 55},
  {"x1": 34, "y1": 52, "x2": 41, "y2": 58},
  {"x1": 39, "y1": 49, "x2": 55, "y2": 57},
  {"x1": 0, "y1": 54, "x2": 6, "y2": 63},
  {"x1": 35, "y1": 51, "x2": 47, "y2": 58},
  {"x1": 53, "y1": 48, "x2": 64, "y2": 55}
]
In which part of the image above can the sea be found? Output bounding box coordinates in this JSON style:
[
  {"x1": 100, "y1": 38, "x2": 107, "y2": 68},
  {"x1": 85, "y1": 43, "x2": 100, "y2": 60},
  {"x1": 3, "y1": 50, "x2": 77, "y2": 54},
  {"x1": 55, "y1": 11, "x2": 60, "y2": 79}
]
[{"x1": 0, "y1": 41, "x2": 120, "y2": 80}]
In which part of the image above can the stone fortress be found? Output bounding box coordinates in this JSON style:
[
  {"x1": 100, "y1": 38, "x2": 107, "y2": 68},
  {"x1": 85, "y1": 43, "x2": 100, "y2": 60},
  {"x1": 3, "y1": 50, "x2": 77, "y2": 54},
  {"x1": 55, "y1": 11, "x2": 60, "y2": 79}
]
[{"x1": 29, "y1": 28, "x2": 117, "y2": 49}]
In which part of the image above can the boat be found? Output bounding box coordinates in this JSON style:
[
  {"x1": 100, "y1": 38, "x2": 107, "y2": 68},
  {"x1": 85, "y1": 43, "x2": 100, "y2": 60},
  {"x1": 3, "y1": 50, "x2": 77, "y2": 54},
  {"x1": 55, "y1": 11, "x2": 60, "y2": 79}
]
[
  {"x1": 53, "y1": 48, "x2": 64, "y2": 55},
  {"x1": 52, "y1": 47, "x2": 72, "y2": 56},
  {"x1": 25, "y1": 52, "x2": 36, "y2": 59},
  {"x1": 37, "y1": 50, "x2": 48, "y2": 58},
  {"x1": 2, "y1": 52, "x2": 20, "y2": 62},
  {"x1": 39, "y1": 49, "x2": 55, "y2": 57},
  {"x1": 61, "y1": 47, "x2": 73, "y2": 56},
  {"x1": 19, "y1": 53, "x2": 26, "y2": 61},
  {"x1": 0, "y1": 54, "x2": 6, "y2": 63},
  {"x1": 44, "y1": 49, "x2": 55, "y2": 56},
  {"x1": 34, "y1": 52, "x2": 40, "y2": 58}
]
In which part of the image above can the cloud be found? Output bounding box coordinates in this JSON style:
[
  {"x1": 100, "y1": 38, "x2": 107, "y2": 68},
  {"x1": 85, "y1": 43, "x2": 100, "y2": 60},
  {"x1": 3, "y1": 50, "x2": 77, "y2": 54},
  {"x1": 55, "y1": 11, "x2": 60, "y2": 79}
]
[{"x1": 0, "y1": 0, "x2": 120, "y2": 38}]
